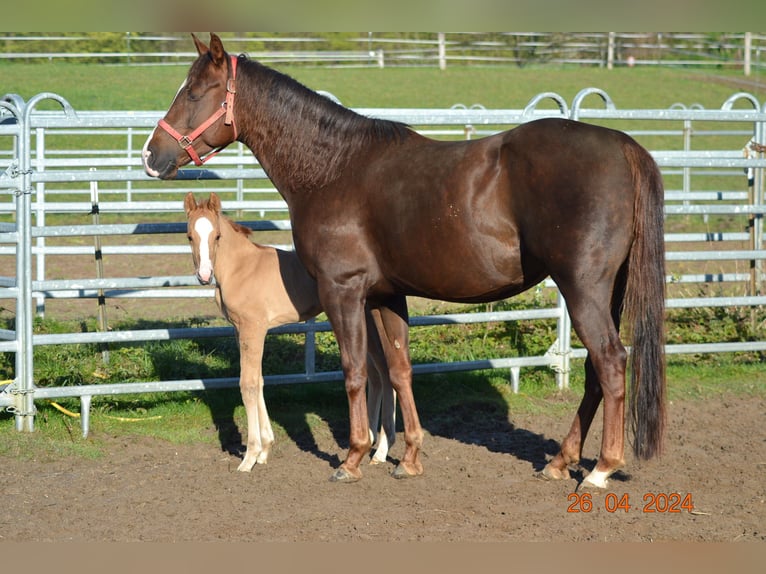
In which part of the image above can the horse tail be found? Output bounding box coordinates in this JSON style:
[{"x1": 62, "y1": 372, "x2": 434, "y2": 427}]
[{"x1": 622, "y1": 142, "x2": 667, "y2": 460}]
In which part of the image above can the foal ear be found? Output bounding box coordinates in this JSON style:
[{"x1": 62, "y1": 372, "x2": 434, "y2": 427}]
[
  {"x1": 208, "y1": 33, "x2": 227, "y2": 67},
  {"x1": 184, "y1": 192, "x2": 197, "y2": 216},
  {"x1": 209, "y1": 192, "x2": 222, "y2": 213},
  {"x1": 191, "y1": 33, "x2": 209, "y2": 57}
]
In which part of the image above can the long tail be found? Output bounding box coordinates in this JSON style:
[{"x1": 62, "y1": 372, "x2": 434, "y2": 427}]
[{"x1": 622, "y1": 142, "x2": 667, "y2": 460}]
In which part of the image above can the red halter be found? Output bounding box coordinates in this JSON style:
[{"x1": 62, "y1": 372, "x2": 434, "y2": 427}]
[{"x1": 157, "y1": 55, "x2": 238, "y2": 166}]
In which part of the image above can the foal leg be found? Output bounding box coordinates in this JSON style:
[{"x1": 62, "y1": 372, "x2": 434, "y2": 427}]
[
  {"x1": 237, "y1": 332, "x2": 274, "y2": 471},
  {"x1": 374, "y1": 371, "x2": 396, "y2": 464},
  {"x1": 365, "y1": 308, "x2": 396, "y2": 464},
  {"x1": 543, "y1": 289, "x2": 627, "y2": 488},
  {"x1": 370, "y1": 298, "x2": 423, "y2": 478}
]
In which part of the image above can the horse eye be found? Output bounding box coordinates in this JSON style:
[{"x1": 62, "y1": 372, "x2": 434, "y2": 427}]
[
  {"x1": 186, "y1": 234, "x2": 192, "y2": 242},
  {"x1": 186, "y1": 87, "x2": 201, "y2": 102}
]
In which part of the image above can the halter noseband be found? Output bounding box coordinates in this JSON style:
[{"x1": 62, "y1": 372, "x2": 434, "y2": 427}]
[{"x1": 157, "y1": 55, "x2": 238, "y2": 166}]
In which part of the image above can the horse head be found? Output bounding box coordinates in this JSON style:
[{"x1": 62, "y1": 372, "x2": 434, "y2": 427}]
[
  {"x1": 143, "y1": 33, "x2": 238, "y2": 179},
  {"x1": 184, "y1": 191, "x2": 223, "y2": 284}
]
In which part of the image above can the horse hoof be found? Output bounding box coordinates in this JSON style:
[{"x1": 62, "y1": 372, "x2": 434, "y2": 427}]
[
  {"x1": 329, "y1": 467, "x2": 362, "y2": 483},
  {"x1": 392, "y1": 462, "x2": 423, "y2": 479},
  {"x1": 369, "y1": 457, "x2": 384, "y2": 466},
  {"x1": 581, "y1": 468, "x2": 611, "y2": 489},
  {"x1": 539, "y1": 464, "x2": 570, "y2": 481}
]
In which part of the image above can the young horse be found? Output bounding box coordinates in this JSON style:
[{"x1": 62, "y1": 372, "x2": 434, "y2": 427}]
[
  {"x1": 184, "y1": 192, "x2": 396, "y2": 471},
  {"x1": 145, "y1": 34, "x2": 667, "y2": 489}
]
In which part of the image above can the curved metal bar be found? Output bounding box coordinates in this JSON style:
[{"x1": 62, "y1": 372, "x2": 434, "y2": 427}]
[
  {"x1": 571, "y1": 87, "x2": 616, "y2": 121},
  {"x1": 721, "y1": 92, "x2": 760, "y2": 111},
  {"x1": 23, "y1": 92, "x2": 79, "y2": 123},
  {"x1": 522, "y1": 92, "x2": 568, "y2": 119}
]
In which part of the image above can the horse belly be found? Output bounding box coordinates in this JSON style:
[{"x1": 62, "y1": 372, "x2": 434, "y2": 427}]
[
  {"x1": 378, "y1": 224, "x2": 545, "y2": 303},
  {"x1": 366, "y1": 140, "x2": 545, "y2": 301}
]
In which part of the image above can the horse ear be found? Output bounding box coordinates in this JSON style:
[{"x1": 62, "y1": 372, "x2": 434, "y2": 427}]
[
  {"x1": 209, "y1": 192, "x2": 222, "y2": 213},
  {"x1": 184, "y1": 192, "x2": 197, "y2": 216},
  {"x1": 208, "y1": 33, "x2": 227, "y2": 67},
  {"x1": 191, "y1": 33, "x2": 208, "y2": 56}
]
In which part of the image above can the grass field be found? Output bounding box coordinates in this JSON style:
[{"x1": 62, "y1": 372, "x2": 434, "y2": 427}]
[
  {"x1": 0, "y1": 60, "x2": 764, "y2": 457},
  {"x1": 2, "y1": 60, "x2": 765, "y2": 111}
]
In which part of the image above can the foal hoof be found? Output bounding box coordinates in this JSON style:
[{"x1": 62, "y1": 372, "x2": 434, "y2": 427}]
[
  {"x1": 392, "y1": 461, "x2": 423, "y2": 479},
  {"x1": 329, "y1": 466, "x2": 362, "y2": 483},
  {"x1": 538, "y1": 464, "x2": 571, "y2": 481}
]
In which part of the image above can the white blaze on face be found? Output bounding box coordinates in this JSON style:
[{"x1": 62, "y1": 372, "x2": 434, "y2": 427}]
[
  {"x1": 194, "y1": 216, "x2": 215, "y2": 283},
  {"x1": 142, "y1": 79, "x2": 187, "y2": 177}
]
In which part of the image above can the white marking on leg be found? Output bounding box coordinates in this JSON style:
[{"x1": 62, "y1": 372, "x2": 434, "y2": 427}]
[{"x1": 582, "y1": 467, "x2": 611, "y2": 488}]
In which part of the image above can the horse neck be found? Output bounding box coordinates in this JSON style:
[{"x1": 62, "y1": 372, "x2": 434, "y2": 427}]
[{"x1": 233, "y1": 60, "x2": 394, "y2": 197}]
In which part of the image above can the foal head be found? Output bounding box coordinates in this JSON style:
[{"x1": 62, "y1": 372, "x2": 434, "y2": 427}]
[
  {"x1": 184, "y1": 192, "x2": 223, "y2": 285},
  {"x1": 143, "y1": 33, "x2": 237, "y2": 179}
]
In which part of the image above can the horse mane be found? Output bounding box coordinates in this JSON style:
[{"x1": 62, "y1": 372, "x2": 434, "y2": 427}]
[
  {"x1": 234, "y1": 55, "x2": 414, "y2": 191},
  {"x1": 227, "y1": 218, "x2": 253, "y2": 237},
  {"x1": 197, "y1": 196, "x2": 253, "y2": 237}
]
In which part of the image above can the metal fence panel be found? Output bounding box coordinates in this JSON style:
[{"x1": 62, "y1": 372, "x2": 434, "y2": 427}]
[{"x1": 0, "y1": 88, "x2": 764, "y2": 436}]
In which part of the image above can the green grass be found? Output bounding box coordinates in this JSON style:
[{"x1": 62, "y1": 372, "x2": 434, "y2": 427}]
[{"x1": 1, "y1": 61, "x2": 763, "y2": 112}]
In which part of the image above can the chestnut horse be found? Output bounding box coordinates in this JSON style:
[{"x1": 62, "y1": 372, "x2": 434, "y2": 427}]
[
  {"x1": 145, "y1": 33, "x2": 666, "y2": 488},
  {"x1": 184, "y1": 191, "x2": 396, "y2": 470}
]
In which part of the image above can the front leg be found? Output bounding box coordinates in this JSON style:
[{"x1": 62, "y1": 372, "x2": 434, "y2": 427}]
[
  {"x1": 319, "y1": 283, "x2": 372, "y2": 483},
  {"x1": 237, "y1": 334, "x2": 274, "y2": 472}
]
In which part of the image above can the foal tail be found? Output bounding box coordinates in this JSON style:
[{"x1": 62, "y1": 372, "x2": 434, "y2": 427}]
[{"x1": 622, "y1": 142, "x2": 667, "y2": 461}]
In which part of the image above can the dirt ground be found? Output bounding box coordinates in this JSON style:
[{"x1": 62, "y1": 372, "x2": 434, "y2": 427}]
[
  {"x1": 1, "y1": 388, "x2": 764, "y2": 543},
  {"x1": 1, "y1": 224, "x2": 765, "y2": 544}
]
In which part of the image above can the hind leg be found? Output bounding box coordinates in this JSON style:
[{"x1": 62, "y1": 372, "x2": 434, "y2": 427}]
[
  {"x1": 543, "y1": 286, "x2": 627, "y2": 488},
  {"x1": 370, "y1": 298, "x2": 423, "y2": 478},
  {"x1": 542, "y1": 357, "x2": 603, "y2": 480},
  {"x1": 365, "y1": 307, "x2": 397, "y2": 464},
  {"x1": 367, "y1": 365, "x2": 397, "y2": 464}
]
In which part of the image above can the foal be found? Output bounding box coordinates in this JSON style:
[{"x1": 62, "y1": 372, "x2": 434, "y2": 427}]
[{"x1": 185, "y1": 192, "x2": 395, "y2": 471}]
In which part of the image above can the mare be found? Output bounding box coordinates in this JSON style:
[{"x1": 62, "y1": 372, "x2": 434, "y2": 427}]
[
  {"x1": 184, "y1": 191, "x2": 396, "y2": 471},
  {"x1": 144, "y1": 33, "x2": 667, "y2": 488}
]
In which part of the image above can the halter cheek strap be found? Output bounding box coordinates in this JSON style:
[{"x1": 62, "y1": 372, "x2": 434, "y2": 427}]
[{"x1": 158, "y1": 55, "x2": 238, "y2": 166}]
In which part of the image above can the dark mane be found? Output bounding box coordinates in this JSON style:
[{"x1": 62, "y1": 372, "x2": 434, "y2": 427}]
[{"x1": 234, "y1": 54, "x2": 413, "y2": 191}]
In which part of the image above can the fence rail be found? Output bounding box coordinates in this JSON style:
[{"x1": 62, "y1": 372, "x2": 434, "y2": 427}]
[
  {"x1": 0, "y1": 33, "x2": 765, "y2": 74},
  {"x1": 0, "y1": 87, "x2": 765, "y2": 436}
]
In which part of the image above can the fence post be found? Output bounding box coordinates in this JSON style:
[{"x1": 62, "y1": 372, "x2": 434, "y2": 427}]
[
  {"x1": 14, "y1": 97, "x2": 34, "y2": 431},
  {"x1": 753, "y1": 115, "x2": 765, "y2": 291},
  {"x1": 12, "y1": 92, "x2": 79, "y2": 432},
  {"x1": 91, "y1": 176, "x2": 110, "y2": 363},
  {"x1": 438, "y1": 33, "x2": 446, "y2": 70},
  {"x1": 304, "y1": 318, "x2": 316, "y2": 378},
  {"x1": 554, "y1": 291, "x2": 571, "y2": 389}
]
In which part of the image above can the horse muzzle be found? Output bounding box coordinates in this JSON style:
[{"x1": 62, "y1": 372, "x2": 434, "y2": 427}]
[
  {"x1": 142, "y1": 148, "x2": 180, "y2": 180},
  {"x1": 195, "y1": 263, "x2": 214, "y2": 285}
]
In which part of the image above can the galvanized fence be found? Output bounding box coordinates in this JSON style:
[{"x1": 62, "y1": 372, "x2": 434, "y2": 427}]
[{"x1": 0, "y1": 88, "x2": 765, "y2": 436}]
